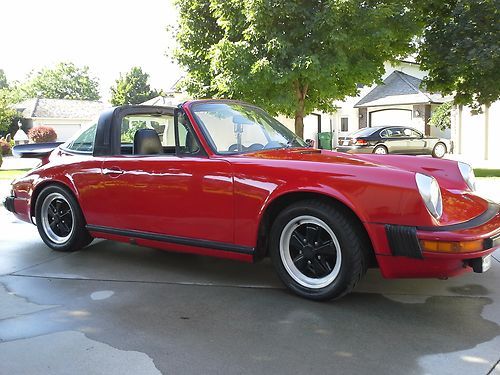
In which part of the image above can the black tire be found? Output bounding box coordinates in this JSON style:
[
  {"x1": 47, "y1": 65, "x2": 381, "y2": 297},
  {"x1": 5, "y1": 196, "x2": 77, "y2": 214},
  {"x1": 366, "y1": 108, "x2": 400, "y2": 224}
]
[
  {"x1": 432, "y1": 142, "x2": 447, "y2": 158},
  {"x1": 269, "y1": 200, "x2": 368, "y2": 301},
  {"x1": 35, "y1": 185, "x2": 93, "y2": 252},
  {"x1": 373, "y1": 145, "x2": 388, "y2": 155}
]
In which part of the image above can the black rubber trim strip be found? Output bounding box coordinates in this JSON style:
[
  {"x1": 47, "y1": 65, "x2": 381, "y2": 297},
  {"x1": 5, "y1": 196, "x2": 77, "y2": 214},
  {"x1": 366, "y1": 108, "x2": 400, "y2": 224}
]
[
  {"x1": 484, "y1": 233, "x2": 500, "y2": 250},
  {"x1": 385, "y1": 225, "x2": 423, "y2": 259},
  {"x1": 417, "y1": 202, "x2": 499, "y2": 232},
  {"x1": 86, "y1": 225, "x2": 254, "y2": 255}
]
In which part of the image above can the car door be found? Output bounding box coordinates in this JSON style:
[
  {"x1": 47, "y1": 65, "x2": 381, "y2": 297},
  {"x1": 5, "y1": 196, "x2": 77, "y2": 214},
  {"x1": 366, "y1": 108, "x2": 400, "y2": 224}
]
[
  {"x1": 380, "y1": 127, "x2": 408, "y2": 153},
  {"x1": 92, "y1": 107, "x2": 234, "y2": 245},
  {"x1": 404, "y1": 128, "x2": 427, "y2": 154}
]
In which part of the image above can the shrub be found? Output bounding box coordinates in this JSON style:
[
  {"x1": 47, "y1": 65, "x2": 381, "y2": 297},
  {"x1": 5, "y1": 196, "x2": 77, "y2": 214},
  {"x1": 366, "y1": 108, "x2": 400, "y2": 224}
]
[
  {"x1": 0, "y1": 138, "x2": 11, "y2": 155},
  {"x1": 0, "y1": 153, "x2": 2, "y2": 168},
  {"x1": 28, "y1": 126, "x2": 57, "y2": 143}
]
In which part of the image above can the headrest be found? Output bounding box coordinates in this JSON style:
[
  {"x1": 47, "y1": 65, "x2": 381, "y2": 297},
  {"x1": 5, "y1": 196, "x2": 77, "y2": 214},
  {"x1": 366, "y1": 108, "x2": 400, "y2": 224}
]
[{"x1": 133, "y1": 129, "x2": 162, "y2": 155}]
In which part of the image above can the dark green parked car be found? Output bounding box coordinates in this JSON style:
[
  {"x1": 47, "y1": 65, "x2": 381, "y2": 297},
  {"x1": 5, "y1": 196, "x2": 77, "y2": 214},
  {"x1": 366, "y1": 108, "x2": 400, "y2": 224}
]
[{"x1": 335, "y1": 126, "x2": 452, "y2": 158}]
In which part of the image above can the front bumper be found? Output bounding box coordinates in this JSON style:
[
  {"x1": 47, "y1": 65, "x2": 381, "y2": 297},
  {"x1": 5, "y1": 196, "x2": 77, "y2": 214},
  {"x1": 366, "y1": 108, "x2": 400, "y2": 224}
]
[
  {"x1": 335, "y1": 145, "x2": 374, "y2": 154},
  {"x1": 369, "y1": 203, "x2": 500, "y2": 278}
]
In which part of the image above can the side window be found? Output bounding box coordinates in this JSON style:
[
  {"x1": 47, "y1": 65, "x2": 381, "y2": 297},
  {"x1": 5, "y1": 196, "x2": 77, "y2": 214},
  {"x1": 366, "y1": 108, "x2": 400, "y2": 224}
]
[
  {"x1": 119, "y1": 113, "x2": 202, "y2": 156},
  {"x1": 120, "y1": 114, "x2": 175, "y2": 155},
  {"x1": 380, "y1": 129, "x2": 388, "y2": 138},
  {"x1": 409, "y1": 129, "x2": 422, "y2": 138},
  {"x1": 389, "y1": 127, "x2": 404, "y2": 137},
  {"x1": 403, "y1": 128, "x2": 420, "y2": 137},
  {"x1": 65, "y1": 123, "x2": 98, "y2": 153}
]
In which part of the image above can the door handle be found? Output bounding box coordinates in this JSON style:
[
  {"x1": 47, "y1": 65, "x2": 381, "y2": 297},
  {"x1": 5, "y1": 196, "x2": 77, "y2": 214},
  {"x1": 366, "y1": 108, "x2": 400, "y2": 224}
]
[{"x1": 103, "y1": 167, "x2": 124, "y2": 176}]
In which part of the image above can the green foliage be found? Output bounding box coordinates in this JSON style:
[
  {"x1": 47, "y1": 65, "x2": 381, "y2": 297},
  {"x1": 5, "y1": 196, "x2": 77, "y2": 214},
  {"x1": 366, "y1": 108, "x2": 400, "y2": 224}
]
[
  {"x1": 0, "y1": 89, "x2": 17, "y2": 135},
  {"x1": 28, "y1": 126, "x2": 58, "y2": 143},
  {"x1": 21, "y1": 62, "x2": 100, "y2": 101},
  {"x1": 174, "y1": 0, "x2": 420, "y2": 137},
  {"x1": 429, "y1": 102, "x2": 452, "y2": 131},
  {"x1": 417, "y1": 0, "x2": 500, "y2": 111},
  {"x1": 0, "y1": 69, "x2": 8, "y2": 90},
  {"x1": 110, "y1": 67, "x2": 159, "y2": 106}
]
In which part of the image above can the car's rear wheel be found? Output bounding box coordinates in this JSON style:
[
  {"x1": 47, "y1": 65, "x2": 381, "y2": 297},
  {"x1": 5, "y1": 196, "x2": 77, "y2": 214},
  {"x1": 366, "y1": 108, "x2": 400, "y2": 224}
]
[
  {"x1": 432, "y1": 142, "x2": 447, "y2": 158},
  {"x1": 373, "y1": 145, "x2": 388, "y2": 155},
  {"x1": 269, "y1": 200, "x2": 368, "y2": 301},
  {"x1": 35, "y1": 185, "x2": 93, "y2": 252}
]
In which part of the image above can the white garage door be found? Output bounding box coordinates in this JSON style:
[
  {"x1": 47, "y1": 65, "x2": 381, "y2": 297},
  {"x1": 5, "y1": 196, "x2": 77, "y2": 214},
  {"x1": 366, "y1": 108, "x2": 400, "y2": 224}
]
[{"x1": 370, "y1": 109, "x2": 412, "y2": 127}]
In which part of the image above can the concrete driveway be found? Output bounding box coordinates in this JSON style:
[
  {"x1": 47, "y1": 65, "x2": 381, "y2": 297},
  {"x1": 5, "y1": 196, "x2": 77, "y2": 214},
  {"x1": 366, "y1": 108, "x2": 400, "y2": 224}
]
[{"x1": 0, "y1": 180, "x2": 499, "y2": 374}]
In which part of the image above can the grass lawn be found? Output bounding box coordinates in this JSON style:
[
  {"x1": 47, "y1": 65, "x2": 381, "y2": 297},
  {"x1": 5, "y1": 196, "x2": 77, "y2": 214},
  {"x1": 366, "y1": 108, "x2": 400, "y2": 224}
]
[
  {"x1": 473, "y1": 168, "x2": 500, "y2": 178},
  {"x1": 0, "y1": 169, "x2": 31, "y2": 181}
]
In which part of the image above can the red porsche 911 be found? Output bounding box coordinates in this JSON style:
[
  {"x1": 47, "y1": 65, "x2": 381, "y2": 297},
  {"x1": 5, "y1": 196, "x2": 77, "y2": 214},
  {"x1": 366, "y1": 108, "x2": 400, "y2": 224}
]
[{"x1": 4, "y1": 100, "x2": 499, "y2": 300}]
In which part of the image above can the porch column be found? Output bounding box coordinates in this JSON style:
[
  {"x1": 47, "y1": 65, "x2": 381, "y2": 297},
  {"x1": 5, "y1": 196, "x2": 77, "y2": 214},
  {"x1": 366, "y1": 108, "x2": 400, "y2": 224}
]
[{"x1": 424, "y1": 104, "x2": 431, "y2": 136}]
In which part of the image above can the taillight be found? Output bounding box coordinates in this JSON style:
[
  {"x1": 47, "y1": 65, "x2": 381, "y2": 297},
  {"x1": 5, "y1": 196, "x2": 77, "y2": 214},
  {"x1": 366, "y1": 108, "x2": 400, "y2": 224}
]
[{"x1": 353, "y1": 138, "x2": 368, "y2": 146}]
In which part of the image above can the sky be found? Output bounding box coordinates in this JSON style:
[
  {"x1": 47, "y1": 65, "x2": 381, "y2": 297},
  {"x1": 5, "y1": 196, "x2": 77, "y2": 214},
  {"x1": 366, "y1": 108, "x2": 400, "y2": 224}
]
[{"x1": 0, "y1": 0, "x2": 182, "y2": 101}]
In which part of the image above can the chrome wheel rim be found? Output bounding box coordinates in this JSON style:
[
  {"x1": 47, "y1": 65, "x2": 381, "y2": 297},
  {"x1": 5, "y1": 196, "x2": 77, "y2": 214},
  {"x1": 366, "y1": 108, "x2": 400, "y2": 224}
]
[
  {"x1": 434, "y1": 143, "x2": 446, "y2": 157},
  {"x1": 279, "y1": 215, "x2": 342, "y2": 289},
  {"x1": 374, "y1": 146, "x2": 387, "y2": 154},
  {"x1": 41, "y1": 193, "x2": 75, "y2": 244}
]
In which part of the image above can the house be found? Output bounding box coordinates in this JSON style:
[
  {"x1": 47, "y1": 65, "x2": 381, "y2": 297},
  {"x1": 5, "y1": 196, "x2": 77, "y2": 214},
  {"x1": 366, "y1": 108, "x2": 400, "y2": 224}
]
[
  {"x1": 278, "y1": 60, "x2": 450, "y2": 147},
  {"x1": 451, "y1": 101, "x2": 500, "y2": 163},
  {"x1": 13, "y1": 98, "x2": 107, "y2": 141}
]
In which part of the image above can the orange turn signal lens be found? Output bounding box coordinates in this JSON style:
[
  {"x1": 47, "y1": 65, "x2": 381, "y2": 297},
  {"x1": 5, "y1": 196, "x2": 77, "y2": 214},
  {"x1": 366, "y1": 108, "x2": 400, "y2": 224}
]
[{"x1": 420, "y1": 239, "x2": 485, "y2": 253}]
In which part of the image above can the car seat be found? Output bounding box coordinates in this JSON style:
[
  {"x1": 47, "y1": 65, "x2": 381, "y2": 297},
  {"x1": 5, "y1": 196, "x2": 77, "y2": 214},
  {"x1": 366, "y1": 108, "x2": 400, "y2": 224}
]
[{"x1": 133, "y1": 129, "x2": 162, "y2": 155}]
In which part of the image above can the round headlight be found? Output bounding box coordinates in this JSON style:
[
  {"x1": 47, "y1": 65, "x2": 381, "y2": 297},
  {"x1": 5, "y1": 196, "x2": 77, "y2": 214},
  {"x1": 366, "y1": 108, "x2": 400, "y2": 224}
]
[
  {"x1": 415, "y1": 173, "x2": 443, "y2": 219},
  {"x1": 458, "y1": 162, "x2": 476, "y2": 191}
]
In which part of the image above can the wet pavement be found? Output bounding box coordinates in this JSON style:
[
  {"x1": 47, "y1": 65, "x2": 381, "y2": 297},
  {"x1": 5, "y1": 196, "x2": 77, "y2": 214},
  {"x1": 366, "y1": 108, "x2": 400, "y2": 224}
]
[{"x1": 0, "y1": 181, "x2": 499, "y2": 374}]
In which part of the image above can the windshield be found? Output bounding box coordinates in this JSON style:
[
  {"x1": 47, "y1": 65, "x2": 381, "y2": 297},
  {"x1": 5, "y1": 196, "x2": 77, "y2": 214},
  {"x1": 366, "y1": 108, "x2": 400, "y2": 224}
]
[
  {"x1": 191, "y1": 102, "x2": 306, "y2": 154},
  {"x1": 348, "y1": 127, "x2": 380, "y2": 138}
]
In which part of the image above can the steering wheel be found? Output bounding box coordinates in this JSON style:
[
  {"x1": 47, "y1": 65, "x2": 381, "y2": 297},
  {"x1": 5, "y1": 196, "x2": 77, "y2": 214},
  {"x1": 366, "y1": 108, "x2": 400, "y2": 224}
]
[
  {"x1": 228, "y1": 144, "x2": 241, "y2": 152},
  {"x1": 247, "y1": 143, "x2": 265, "y2": 151},
  {"x1": 264, "y1": 141, "x2": 284, "y2": 149}
]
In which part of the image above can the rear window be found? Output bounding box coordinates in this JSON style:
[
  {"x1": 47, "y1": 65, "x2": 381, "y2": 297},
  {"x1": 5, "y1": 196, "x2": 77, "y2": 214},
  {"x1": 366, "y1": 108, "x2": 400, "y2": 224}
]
[{"x1": 349, "y1": 127, "x2": 379, "y2": 138}]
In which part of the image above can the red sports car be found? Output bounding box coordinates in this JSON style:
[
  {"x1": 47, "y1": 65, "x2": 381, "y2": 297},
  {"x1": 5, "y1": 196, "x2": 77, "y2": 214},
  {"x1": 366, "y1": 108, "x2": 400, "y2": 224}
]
[{"x1": 4, "y1": 100, "x2": 499, "y2": 300}]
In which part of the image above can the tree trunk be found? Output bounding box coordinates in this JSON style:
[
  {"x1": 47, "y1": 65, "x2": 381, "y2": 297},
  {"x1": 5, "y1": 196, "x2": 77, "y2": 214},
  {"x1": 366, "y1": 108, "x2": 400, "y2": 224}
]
[
  {"x1": 294, "y1": 82, "x2": 308, "y2": 139},
  {"x1": 294, "y1": 112, "x2": 304, "y2": 139}
]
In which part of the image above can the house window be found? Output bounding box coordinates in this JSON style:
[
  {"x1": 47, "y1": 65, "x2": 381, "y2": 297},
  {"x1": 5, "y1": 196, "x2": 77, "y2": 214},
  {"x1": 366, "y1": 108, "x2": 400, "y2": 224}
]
[{"x1": 341, "y1": 117, "x2": 349, "y2": 132}]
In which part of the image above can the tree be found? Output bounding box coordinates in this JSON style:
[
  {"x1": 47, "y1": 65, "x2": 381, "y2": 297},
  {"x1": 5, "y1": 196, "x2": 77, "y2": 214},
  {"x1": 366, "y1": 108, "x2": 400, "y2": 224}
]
[
  {"x1": 110, "y1": 67, "x2": 159, "y2": 106},
  {"x1": 0, "y1": 70, "x2": 17, "y2": 134},
  {"x1": 429, "y1": 102, "x2": 452, "y2": 131},
  {"x1": 0, "y1": 69, "x2": 8, "y2": 90},
  {"x1": 174, "y1": 0, "x2": 420, "y2": 137},
  {"x1": 417, "y1": 0, "x2": 500, "y2": 111},
  {"x1": 0, "y1": 89, "x2": 17, "y2": 134},
  {"x1": 22, "y1": 62, "x2": 100, "y2": 101}
]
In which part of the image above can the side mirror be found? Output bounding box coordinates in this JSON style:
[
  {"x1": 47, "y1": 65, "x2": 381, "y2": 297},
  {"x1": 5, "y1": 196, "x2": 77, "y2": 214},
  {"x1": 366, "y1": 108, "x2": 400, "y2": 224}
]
[{"x1": 305, "y1": 139, "x2": 315, "y2": 148}]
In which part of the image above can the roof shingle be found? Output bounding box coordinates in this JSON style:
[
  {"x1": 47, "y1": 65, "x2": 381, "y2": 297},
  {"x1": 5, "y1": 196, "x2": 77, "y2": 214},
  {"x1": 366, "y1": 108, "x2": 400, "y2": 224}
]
[
  {"x1": 13, "y1": 98, "x2": 107, "y2": 119},
  {"x1": 355, "y1": 71, "x2": 447, "y2": 107}
]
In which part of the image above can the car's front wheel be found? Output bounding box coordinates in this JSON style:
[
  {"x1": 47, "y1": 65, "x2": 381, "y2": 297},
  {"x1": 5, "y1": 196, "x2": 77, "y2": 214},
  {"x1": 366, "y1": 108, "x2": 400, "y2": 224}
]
[
  {"x1": 269, "y1": 200, "x2": 368, "y2": 301},
  {"x1": 35, "y1": 185, "x2": 93, "y2": 252}
]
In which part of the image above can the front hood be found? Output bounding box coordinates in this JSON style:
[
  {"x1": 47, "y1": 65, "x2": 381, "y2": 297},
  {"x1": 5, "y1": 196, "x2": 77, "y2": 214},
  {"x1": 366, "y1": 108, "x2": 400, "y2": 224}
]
[
  {"x1": 232, "y1": 148, "x2": 488, "y2": 227},
  {"x1": 240, "y1": 148, "x2": 378, "y2": 167},
  {"x1": 241, "y1": 148, "x2": 467, "y2": 189}
]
